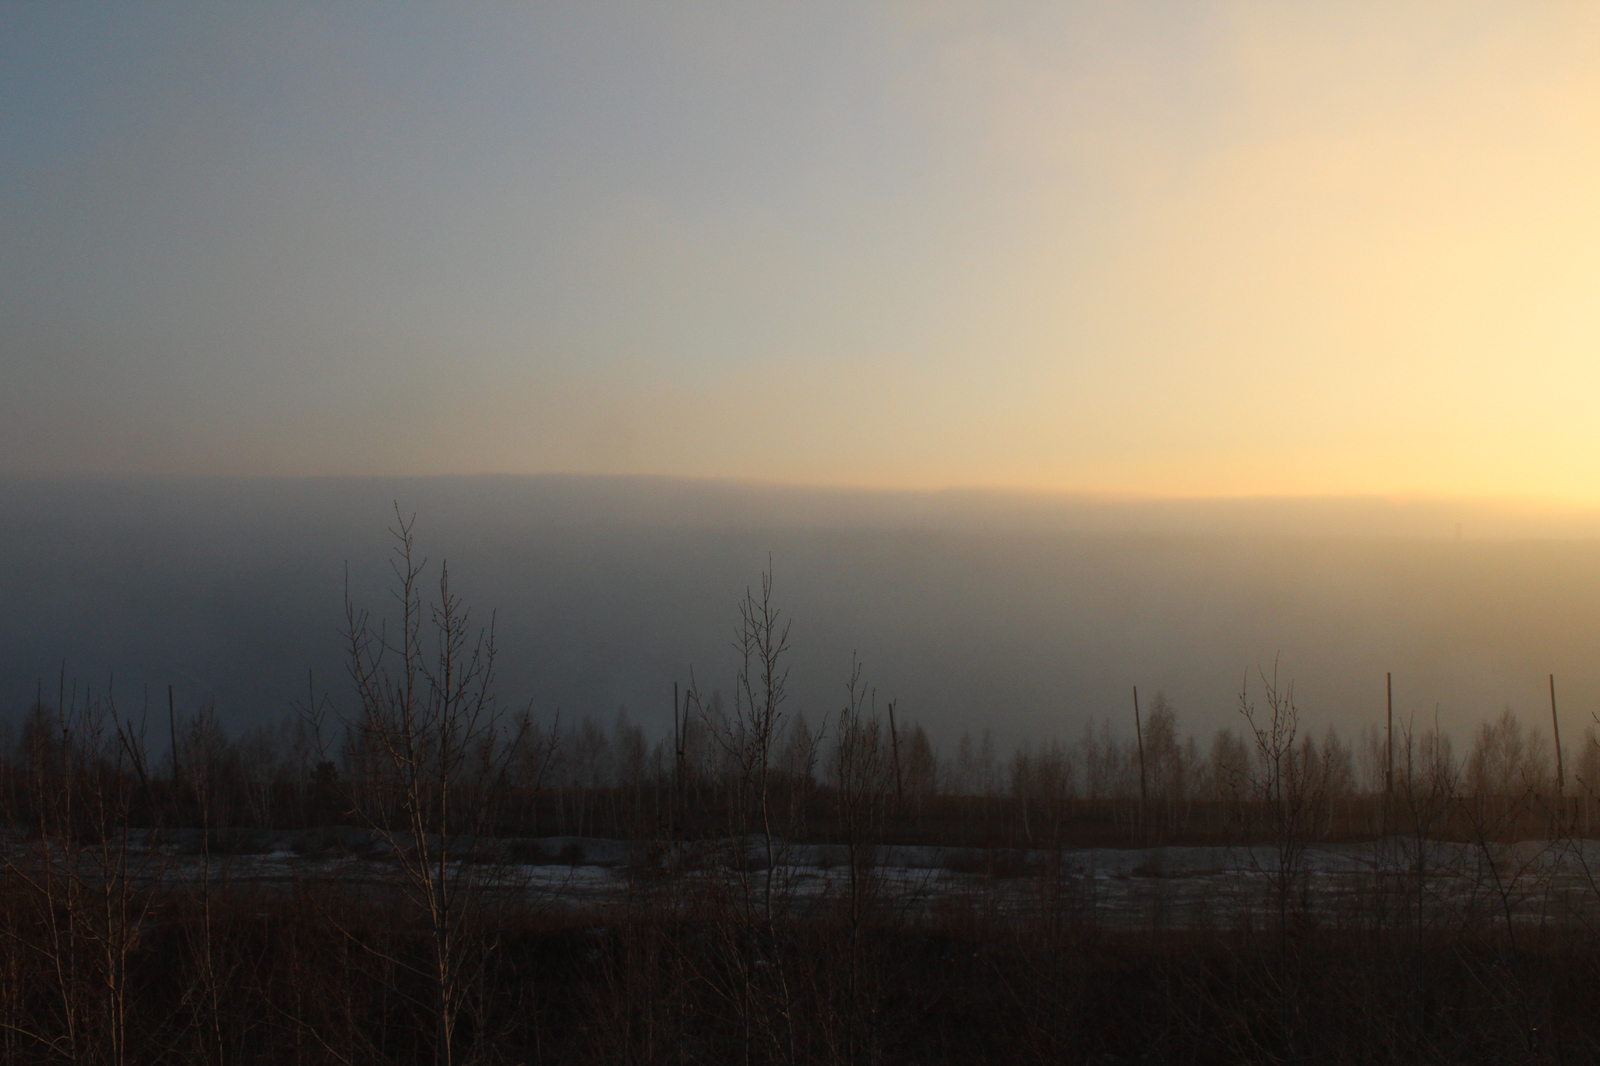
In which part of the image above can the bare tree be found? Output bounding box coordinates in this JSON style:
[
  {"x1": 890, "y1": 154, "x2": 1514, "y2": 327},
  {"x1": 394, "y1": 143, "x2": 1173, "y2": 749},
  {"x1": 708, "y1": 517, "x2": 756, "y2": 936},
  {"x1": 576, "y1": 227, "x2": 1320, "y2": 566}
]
[
  {"x1": 1237, "y1": 662, "x2": 1330, "y2": 964},
  {"x1": 693, "y1": 563, "x2": 800, "y2": 1066},
  {"x1": 732, "y1": 562, "x2": 791, "y2": 923},
  {"x1": 828, "y1": 656, "x2": 893, "y2": 1066},
  {"x1": 0, "y1": 680, "x2": 159, "y2": 1066},
  {"x1": 326, "y1": 509, "x2": 532, "y2": 1066}
]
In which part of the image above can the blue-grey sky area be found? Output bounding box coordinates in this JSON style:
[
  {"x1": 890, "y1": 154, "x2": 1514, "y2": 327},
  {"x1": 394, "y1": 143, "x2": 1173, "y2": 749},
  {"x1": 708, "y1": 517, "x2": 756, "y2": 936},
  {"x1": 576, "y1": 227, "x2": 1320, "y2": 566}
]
[
  {"x1": 7, "y1": 4, "x2": 1600, "y2": 496},
  {"x1": 4, "y1": 3, "x2": 1089, "y2": 479}
]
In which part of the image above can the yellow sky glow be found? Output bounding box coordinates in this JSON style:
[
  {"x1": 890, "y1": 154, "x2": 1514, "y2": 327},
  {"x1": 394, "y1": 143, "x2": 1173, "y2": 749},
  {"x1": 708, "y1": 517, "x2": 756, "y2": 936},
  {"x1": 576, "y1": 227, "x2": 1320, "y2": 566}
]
[{"x1": 8, "y1": 3, "x2": 1600, "y2": 502}]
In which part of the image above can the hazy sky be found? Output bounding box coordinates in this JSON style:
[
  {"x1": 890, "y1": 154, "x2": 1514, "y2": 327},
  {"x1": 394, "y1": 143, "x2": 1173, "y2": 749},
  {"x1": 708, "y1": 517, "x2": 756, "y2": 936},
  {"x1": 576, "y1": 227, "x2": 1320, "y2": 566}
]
[
  {"x1": 11, "y1": 476, "x2": 1600, "y2": 746},
  {"x1": 6, "y1": 3, "x2": 1600, "y2": 499}
]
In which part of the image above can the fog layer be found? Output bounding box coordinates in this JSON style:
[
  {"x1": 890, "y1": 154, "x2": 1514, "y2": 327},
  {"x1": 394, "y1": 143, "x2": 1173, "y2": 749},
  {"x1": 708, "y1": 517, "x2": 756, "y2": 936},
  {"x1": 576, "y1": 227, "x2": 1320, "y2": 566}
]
[{"x1": 5, "y1": 476, "x2": 1599, "y2": 747}]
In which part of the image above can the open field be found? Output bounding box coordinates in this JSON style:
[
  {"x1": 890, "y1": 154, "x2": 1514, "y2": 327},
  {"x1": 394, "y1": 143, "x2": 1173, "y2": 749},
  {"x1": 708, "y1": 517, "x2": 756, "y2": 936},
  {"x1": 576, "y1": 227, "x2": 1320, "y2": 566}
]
[{"x1": 30, "y1": 829, "x2": 1600, "y2": 933}]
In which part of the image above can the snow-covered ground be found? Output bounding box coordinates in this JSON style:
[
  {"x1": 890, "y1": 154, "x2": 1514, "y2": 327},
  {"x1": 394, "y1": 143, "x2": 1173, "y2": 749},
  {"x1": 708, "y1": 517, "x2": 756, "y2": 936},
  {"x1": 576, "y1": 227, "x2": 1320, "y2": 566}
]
[{"x1": 16, "y1": 830, "x2": 1600, "y2": 930}]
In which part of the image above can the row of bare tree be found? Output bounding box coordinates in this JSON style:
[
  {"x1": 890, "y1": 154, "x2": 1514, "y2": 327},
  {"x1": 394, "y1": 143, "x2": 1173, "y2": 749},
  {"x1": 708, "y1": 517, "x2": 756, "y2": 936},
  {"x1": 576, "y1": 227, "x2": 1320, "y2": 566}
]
[{"x1": 5, "y1": 577, "x2": 1598, "y2": 854}]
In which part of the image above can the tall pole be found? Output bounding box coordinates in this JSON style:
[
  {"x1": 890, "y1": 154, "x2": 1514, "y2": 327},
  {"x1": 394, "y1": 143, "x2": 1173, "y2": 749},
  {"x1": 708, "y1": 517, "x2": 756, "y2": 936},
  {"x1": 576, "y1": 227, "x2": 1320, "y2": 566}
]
[
  {"x1": 1551, "y1": 674, "x2": 1565, "y2": 794},
  {"x1": 1385, "y1": 673, "x2": 1393, "y2": 798},
  {"x1": 1133, "y1": 685, "x2": 1148, "y2": 813},
  {"x1": 887, "y1": 700, "x2": 904, "y2": 803},
  {"x1": 169, "y1": 684, "x2": 181, "y2": 789},
  {"x1": 671, "y1": 682, "x2": 680, "y2": 834}
]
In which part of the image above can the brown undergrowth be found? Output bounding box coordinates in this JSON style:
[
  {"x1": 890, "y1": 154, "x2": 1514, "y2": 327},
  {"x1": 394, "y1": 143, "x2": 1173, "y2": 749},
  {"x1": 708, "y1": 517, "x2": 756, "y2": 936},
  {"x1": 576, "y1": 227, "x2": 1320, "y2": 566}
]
[{"x1": 2, "y1": 868, "x2": 1600, "y2": 1064}]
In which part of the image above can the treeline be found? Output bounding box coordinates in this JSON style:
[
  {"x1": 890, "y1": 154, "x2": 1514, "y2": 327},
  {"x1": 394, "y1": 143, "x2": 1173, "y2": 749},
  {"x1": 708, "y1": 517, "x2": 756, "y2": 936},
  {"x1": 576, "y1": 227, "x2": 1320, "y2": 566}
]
[
  {"x1": 4, "y1": 645, "x2": 1600, "y2": 1061},
  {"x1": 4, "y1": 677, "x2": 1594, "y2": 849}
]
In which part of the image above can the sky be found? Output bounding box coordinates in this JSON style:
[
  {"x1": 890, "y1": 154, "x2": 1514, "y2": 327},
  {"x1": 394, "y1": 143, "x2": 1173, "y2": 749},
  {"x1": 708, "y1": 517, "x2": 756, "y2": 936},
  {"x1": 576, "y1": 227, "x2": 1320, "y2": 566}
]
[{"x1": 6, "y1": 2, "x2": 1600, "y2": 499}]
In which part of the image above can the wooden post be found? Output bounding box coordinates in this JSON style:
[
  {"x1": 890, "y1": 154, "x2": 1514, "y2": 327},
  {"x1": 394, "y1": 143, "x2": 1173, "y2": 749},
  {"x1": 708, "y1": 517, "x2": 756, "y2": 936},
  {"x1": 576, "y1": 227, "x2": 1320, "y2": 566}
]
[
  {"x1": 1551, "y1": 674, "x2": 1565, "y2": 794},
  {"x1": 1385, "y1": 673, "x2": 1393, "y2": 798},
  {"x1": 671, "y1": 681, "x2": 680, "y2": 834},
  {"x1": 1133, "y1": 685, "x2": 1148, "y2": 814},
  {"x1": 169, "y1": 683, "x2": 181, "y2": 790},
  {"x1": 1382, "y1": 673, "x2": 1392, "y2": 839},
  {"x1": 887, "y1": 700, "x2": 904, "y2": 803}
]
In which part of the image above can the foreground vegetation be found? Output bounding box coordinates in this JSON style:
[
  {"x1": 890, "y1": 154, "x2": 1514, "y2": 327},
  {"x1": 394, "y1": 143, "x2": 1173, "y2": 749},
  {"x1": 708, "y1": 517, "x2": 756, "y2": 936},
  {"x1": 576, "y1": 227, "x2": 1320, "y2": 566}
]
[{"x1": 7, "y1": 519, "x2": 1600, "y2": 1064}]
